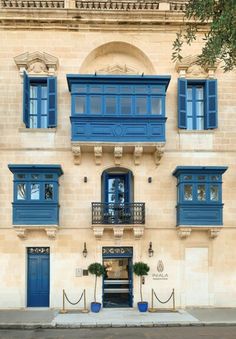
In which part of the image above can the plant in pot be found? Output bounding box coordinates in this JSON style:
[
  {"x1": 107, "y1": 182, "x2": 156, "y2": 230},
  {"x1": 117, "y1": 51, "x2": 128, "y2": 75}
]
[
  {"x1": 88, "y1": 262, "x2": 105, "y2": 313},
  {"x1": 133, "y1": 262, "x2": 150, "y2": 312}
]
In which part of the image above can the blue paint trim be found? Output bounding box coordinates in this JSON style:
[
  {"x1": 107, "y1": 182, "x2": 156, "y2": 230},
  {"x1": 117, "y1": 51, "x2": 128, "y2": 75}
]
[
  {"x1": 8, "y1": 164, "x2": 63, "y2": 176},
  {"x1": 23, "y1": 71, "x2": 30, "y2": 128},
  {"x1": 172, "y1": 166, "x2": 228, "y2": 177},
  {"x1": 178, "y1": 78, "x2": 187, "y2": 128},
  {"x1": 47, "y1": 77, "x2": 57, "y2": 128}
]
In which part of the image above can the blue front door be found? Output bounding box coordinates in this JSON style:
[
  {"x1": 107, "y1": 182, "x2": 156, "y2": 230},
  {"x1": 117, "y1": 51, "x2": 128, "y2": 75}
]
[{"x1": 27, "y1": 247, "x2": 50, "y2": 307}]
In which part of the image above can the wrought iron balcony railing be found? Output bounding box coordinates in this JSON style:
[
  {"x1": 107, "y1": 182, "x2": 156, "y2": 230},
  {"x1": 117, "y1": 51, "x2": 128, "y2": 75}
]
[{"x1": 92, "y1": 202, "x2": 145, "y2": 225}]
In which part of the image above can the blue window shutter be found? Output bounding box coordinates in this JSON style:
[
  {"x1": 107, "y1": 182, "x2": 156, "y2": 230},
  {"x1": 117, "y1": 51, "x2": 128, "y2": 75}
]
[
  {"x1": 206, "y1": 79, "x2": 218, "y2": 129},
  {"x1": 178, "y1": 78, "x2": 187, "y2": 128},
  {"x1": 102, "y1": 171, "x2": 109, "y2": 203},
  {"x1": 47, "y1": 77, "x2": 57, "y2": 127},
  {"x1": 23, "y1": 71, "x2": 30, "y2": 128}
]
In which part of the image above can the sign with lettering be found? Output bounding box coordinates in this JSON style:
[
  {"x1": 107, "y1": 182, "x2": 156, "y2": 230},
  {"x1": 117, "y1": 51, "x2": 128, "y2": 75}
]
[{"x1": 152, "y1": 260, "x2": 169, "y2": 280}]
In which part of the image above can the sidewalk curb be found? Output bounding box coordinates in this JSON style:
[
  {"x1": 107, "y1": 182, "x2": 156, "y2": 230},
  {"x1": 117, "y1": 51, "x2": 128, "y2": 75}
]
[{"x1": 1, "y1": 322, "x2": 236, "y2": 329}]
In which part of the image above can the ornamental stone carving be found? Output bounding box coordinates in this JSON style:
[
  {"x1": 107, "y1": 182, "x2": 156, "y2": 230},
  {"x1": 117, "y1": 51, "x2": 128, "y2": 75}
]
[
  {"x1": 177, "y1": 227, "x2": 192, "y2": 239},
  {"x1": 14, "y1": 51, "x2": 59, "y2": 76},
  {"x1": 96, "y1": 64, "x2": 139, "y2": 75},
  {"x1": 154, "y1": 144, "x2": 165, "y2": 166},
  {"x1": 176, "y1": 55, "x2": 219, "y2": 79},
  {"x1": 94, "y1": 146, "x2": 103, "y2": 165},
  {"x1": 133, "y1": 226, "x2": 144, "y2": 240},
  {"x1": 114, "y1": 146, "x2": 123, "y2": 166},
  {"x1": 113, "y1": 227, "x2": 124, "y2": 239},
  {"x1": 72, "y1": 144, "x2": 81, "y2": 165},
  {"x1": 209, "y1": 228, "x2": 221, "y2": 239},
  {"x1": 92, "y1": 226, "x2": 104, "y2": 240},
  {"x1": 134, "y1": 146, "x2": 143, "y2": 165}
]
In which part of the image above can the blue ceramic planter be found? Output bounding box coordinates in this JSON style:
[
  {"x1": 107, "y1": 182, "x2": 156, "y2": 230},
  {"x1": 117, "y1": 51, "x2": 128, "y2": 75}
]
[
  {"x1": 137, "y1": 301, "x2": 148, "y2": 312},
  {"x1": 91, "y1": 302, "x2": 101, "y2": 313}
]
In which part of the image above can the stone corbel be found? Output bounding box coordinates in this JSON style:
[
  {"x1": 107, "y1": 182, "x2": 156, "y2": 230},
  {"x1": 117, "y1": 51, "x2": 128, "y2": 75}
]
[
  {"x1": 45, "y1": 227, "x2": 58, "y2": 240},
  {"x1": 15, "y1": 228, "x2": 27, "y2": 239},
  {"x1": 114, "y1": 146, "x2": 123, "y2": 166},
  {"x1": 209, "y1": 228, "x2": 221, "y2": 239},
  {"x1": 94, "y1": 146, "x2": 103, "y2": 165},
  {"x1": 177, "y1": 227, "x2": 192, "y2": 239},
  {"x1": 113, "y1": 227, "x2": 124, "y2": 239},
  {"x1": 72, "y1": 144, "x2": 81, "y2": 165},
  {"x1": 154, "y1": 144, "x2": 164, "y2": 166},
  {"x1": 133, "y1": 226, "x2": 144, "y2": 240},
  {"x1": 134, "y1": 146, "x2": 143, "y2": 165},
  {"x1": 92, "y1": 227, "x2": 104, "y2": 240}
]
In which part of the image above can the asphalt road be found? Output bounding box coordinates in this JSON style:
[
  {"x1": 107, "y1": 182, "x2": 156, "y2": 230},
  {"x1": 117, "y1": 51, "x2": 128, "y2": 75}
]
[{"x1": 0, "y1": 327, "x2": 236, "y2": 339}]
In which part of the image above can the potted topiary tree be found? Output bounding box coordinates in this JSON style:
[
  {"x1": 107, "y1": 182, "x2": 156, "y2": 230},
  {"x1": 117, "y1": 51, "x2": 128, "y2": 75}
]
[
  {"x1": 88, "y1": 262, "x2": 105, "y2": 313},
  {"x1": 133, "y1": 262, "x2": 150, "y2": 312}
]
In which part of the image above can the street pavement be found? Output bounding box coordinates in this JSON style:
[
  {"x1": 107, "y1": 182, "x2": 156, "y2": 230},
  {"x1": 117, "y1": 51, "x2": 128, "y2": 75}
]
[
  {"x1": 1, "y1": 327, "x2": 236, "y2": 339},
  {"x1": 0, "y1": 307, "x2": 236, "y2": 329}
]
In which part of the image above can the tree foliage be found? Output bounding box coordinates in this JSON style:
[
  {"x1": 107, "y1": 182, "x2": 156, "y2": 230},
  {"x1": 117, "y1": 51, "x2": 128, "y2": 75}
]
[
  {"x1": 88, "y1": 263, "x2": 105, "y2": 302},
  {"x1": 172, "y1": 0, "x2": 236, "y2": 72},
  {"x1": 133, "y1": 262, "x2": 150, "y2": 302}
]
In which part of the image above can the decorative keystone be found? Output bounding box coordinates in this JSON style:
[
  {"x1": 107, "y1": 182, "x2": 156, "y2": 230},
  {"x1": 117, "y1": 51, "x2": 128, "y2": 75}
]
[
  {"x1": 94, "y1": 146, "x2": 103, "y2": 165},
  {"x1": 114, "y1": 146, "x2": 123, "y2": 166},
  {"x1": 177, "y1": 227, "x2": 192, "y2": 239},
  {"x1": 175, "y1": 55, "x2": 219, "y2": 79},
  {"x1": 72, "y1": 144, "x2": 81, "y2": 165},
  {"x1": 133, "y1": 226, "x2": 144, "y2": 240},
  {"x1": 154, "y1": 144, "x2": 165, "y2": 166},
  {"x1": 134, "y1": 146, "x2": 143, "y2": 165},
  {"x1": 113, "y1": 227, "x2": 124, "y2": 239}
]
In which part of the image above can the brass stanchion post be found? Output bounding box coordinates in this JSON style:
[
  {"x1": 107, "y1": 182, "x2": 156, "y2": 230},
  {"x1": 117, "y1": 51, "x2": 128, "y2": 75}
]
[
  {"x1": 60, "y1": 289, "x2": 67, "y2": 314},
  {"x1": 82, "y1": 289, "x2": 89, "y2": 313},
  {"x1": 149, "y1": 288, "x2": 157, "y2": 312},
  {"x1": 172, "y1": 288, "x2": 176, "y2": 311}
]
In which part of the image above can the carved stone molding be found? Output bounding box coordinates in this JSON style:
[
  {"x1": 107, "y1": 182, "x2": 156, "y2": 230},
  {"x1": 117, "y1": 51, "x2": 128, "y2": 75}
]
[
  {"x1": 114, "y1": 146, "x2": 123, "y2": 166},
  {"x1": 154, "y1": 144, "x2": 165, "y2": 166},
  {"x1": 94, "y1": 146, "x2": 103, "y2": 165},
  {"x1": 209, "y1": 228, "x2": 221, "y2": 239},
  {"x1": 176, "y1": 55, "x2": 219, "y2": 79},
  {"x1": 133, "y1": 226, "x2": 144, "y2": 240},
  {"x1": 96, "y1": 64, "x2": 139, "y2": 75},
  {"x1": 92, "y1": 226, "x2": 104, "y2": 240},
  {"x1": 72, "y1": 144, "x2": 81, "y2": 165},
  {"x1": 14, "y1": 51, "x2": 59, "y2": 76},
  {"x1": 134, "y1": 146, "x2": 143, "y2": 165},
  {"x1": 14, "y1": 225, "x2": 58, "y2": 239},
  {"x1": 113, "y1": 227, "x2": 124, "y2": 239},
  {"x1": 177, "y1": 227, "x2": 192, "y2": 239}
]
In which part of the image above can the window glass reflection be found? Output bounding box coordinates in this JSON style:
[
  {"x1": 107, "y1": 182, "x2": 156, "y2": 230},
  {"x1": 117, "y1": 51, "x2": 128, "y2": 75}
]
[
  {"x1": 197, "y1": 185, "x2": 206, "y2": 201},
  {"x1": 184, "y1": 184, "x2": 193, "y2": 201},
  {"x1": 45, "y1": 184, "x2": 53, "y2": 200},
  {"x1": 31, "y1": 183, "x2": 40, "y2": 200},
  {"x1": 17, "y1": 183, "x2": 26, "y2": 200}
]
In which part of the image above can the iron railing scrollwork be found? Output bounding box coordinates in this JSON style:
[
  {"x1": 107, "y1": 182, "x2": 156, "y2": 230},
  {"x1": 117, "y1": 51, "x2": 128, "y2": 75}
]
[{"x1": 92, "y1": 202, "x2": 145, "y2": 225}]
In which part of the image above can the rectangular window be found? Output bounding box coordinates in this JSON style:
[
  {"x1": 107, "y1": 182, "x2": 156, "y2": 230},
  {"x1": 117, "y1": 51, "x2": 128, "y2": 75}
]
[
  {"x1": 31, "y1": 183, "x2": 40, "y2": 200},
  {"x1": 23, "y1": 72, "x2": 57, "y2": 129},
  {"x1": 178, "y1": 79, "x2": 217, "y2": 130},
  {"x1": 17, "y1": 183, "x2": 26, "y2": 200},
  {"x1": 197, "y1": 185, "x2": 206, "y2": 201},
  {"x1": 184, "y1": 184, "x2": 193, "y2": 201},
  {"x1": 45, "y1": 184, "x2": 53, "y2": 200},
  {"x1": 210, "y1": 185, "x2": 219, "y2": 201}
]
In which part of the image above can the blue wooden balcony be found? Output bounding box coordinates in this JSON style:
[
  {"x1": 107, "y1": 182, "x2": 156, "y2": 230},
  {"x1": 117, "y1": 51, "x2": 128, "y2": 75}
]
[{"x1": 67, "y1": 75, "x2": 171, "y2": 143}]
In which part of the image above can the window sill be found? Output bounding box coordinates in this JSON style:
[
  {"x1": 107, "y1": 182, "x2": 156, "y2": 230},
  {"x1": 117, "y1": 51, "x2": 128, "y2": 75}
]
[
  {"x1": 178, "y1": 129, "x2": 215, "y2": 134},
  {"x1": 19, "y1": 127, "x2": 57, "y2": 133}
]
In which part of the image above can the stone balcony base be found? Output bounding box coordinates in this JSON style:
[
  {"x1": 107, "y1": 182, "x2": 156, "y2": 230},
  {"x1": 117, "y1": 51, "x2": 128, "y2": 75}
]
[
  {"x1": 92, "y1": 224, "x2": 145, "y2": 240},
  {"x1": 177, "y1": 226, "x2": 222, "y2": 239},
  {"x1": 13, "y1": 225, "x2": 59, "y2": 239}
]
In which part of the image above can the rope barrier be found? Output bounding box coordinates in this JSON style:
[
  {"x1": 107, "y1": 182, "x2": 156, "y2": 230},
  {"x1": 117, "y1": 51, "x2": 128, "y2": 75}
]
[
  {"x1": 60, "y1": 289, "x2": 89, "y2": 313},
  {"x1": 149, "y1": 288, "x2": 176, "y2": 312}
]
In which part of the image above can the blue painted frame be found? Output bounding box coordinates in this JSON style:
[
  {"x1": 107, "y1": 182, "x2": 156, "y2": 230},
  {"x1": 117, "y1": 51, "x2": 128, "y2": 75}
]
[
  {"x1": 8, "y1": 165, "x2": 63, "y2": 225},
  {"x1": 67, "y1": 74, "x2": 171, "y2": 142},
  {"x1": 173, "y1": 166, "x2": 227, "y2": 226}
]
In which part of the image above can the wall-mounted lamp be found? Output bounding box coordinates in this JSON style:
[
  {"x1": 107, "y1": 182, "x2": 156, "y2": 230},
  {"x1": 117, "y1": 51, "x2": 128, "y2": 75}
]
[
  {"x1": 148, "y1": 177, "x2": 152, "y2": 183},
  {"x1": 82, "y1": 242, "x2": 88, "y2": 258},
  {"x1": 84, "y1": 176, "x2": 87, "y2": 183},
  {"x1": 148, "y1": 242, "x2": 154, "y2": 257}
]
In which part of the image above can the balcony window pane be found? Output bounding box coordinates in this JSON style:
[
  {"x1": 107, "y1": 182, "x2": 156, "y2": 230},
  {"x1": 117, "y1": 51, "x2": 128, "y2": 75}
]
[
  {"x1": 90, "y1": 96, "x2": 102, "y2": 114},
  {"x1": 211, "y1": 175, "x2": 220, "y2": 181},
  {"x1": 45, "y1": 174, "x2": 53, "y2": 179},
  {"x1": 75, "y1": 96, "x2": 86, "y2": 113},
  {"x1": 31, "y1": 183, "x2": 40, "y2": 200},
  {"x1": 187, "y1": 101, "x2": 192, "y2": 116},
  {"x1": 135, "y1": 97, "x2": 147, "y2": 114},
  {"x1": 17, "y1": 174, "x2": 25, "y2": 179},
  {"x1": 210, "y1": 185, "x2": 219, "y2": 201},
  {"x1": 151, "y1": 97, "x2": 162, "y2": 114},
  {"x1": 187, "y1": 87, "x2": 192, "y2": 100},
  {"x1": 108, "y1": 178, "x2": 116, "y2": 192},
  {"x1": 45, "y1": 184, "x2": 53, "y2": 200},
  {"x1": 120, "y1": 96, "x2": 132, "y2": 115},
  {"x1": 41, "y1": 100, "x2": 47, "y2": 115},
  {"x1": 197, "y1": 176, "x2": 205, "y2": 180},
  {"x1": 17, "y1": 183, "x2": 26, "y2": 200},
  {"x1": 187, "y1": 117, "x2": 193, "y2": 129},
  {"x1": 151, "y1": 86, "x2": 163, "y2": 94},
  {"x1": 105, "y1": 86, "x2": 117, "y2": 94},
  {"x1": 196, "y1": 117, "x2": 204, "y2": 130},
  {"x1": 31, "y1": 174, "x2": 40, "y2": 179},
  {"x1": 74, "y1": 85, "x2": 86, "y2": 93},
  {"x1": 196, "y1": 86, "x2": 204, "y2": 100},
  {"x1": 197, "y1": 185, "x2": 206, "y2": 201},
  {"x1": 30, "y1": 100, "x2": 37, "y2": 115},
  {"x1": 196, "y1": 102, "x2": 204, "y2": 116},
  {"x1": 184, "y1": 184, "x2": 193, "y2": 201},
  {"x1": 184, "y1": 175, "x2": 192, "y2": 180},
  {"x1": 105, "y1": 96, "x2": 116, "y2": 114},
  {"x1": 41, "y1": 115, "x2": 48, "y2": 128}
]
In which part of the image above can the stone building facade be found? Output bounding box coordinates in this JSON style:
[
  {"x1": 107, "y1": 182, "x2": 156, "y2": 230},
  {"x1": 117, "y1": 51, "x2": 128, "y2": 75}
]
[{"x1": 0, "y1": 0, "x2": 235, "y2": 309}]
